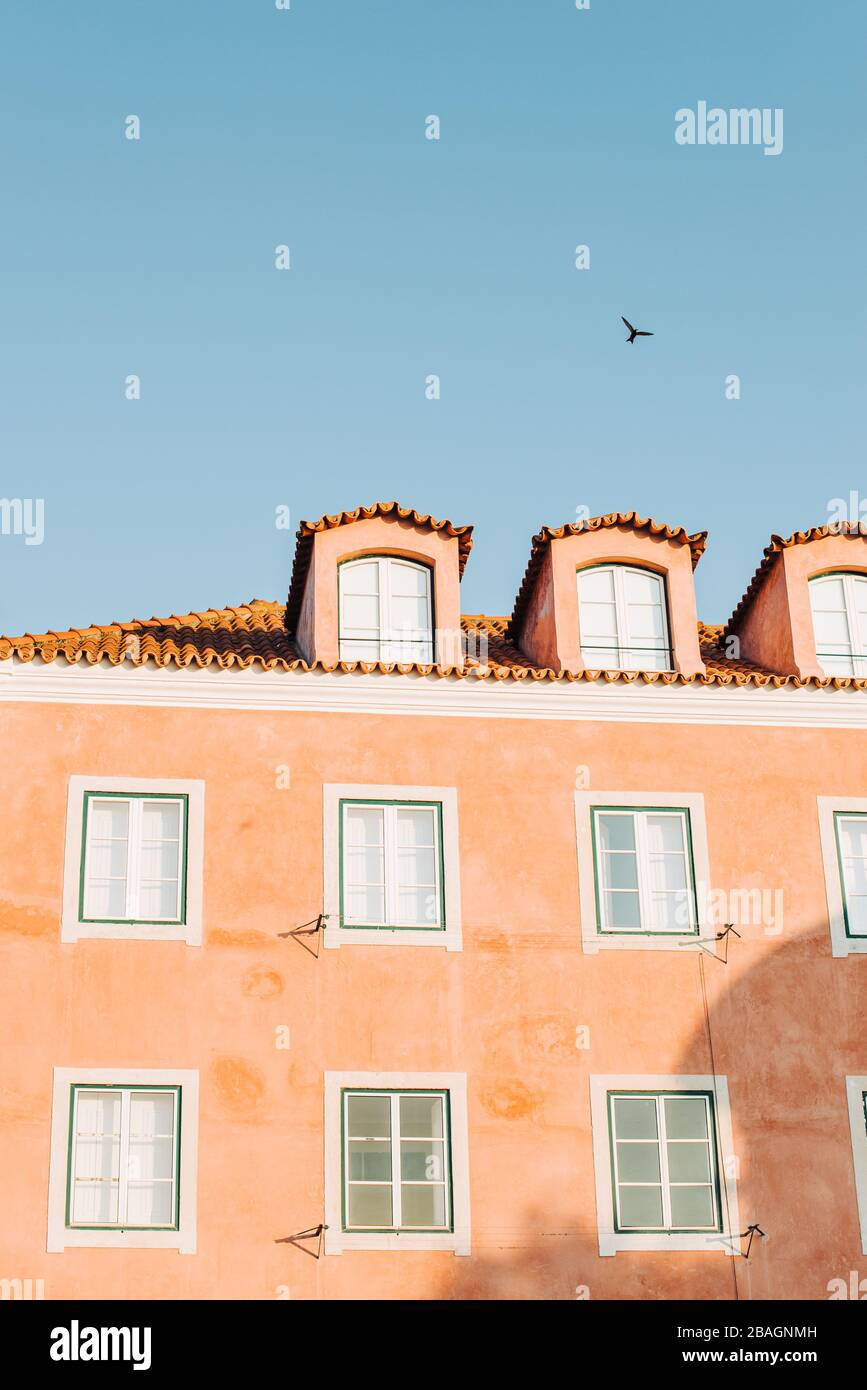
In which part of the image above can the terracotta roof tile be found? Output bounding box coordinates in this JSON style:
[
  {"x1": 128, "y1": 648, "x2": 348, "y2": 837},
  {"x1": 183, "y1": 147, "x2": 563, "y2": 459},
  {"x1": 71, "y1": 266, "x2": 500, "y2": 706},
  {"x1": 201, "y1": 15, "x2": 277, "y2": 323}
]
[
  {"x1": 284, "y1": 502, "x2": 474, "y2": 635},
  {"x1": 727, "y1": 521, "x2": 867, "y2": 632},
  {"x1": 2, "y1": 604, "x2": 866, "y2": 691},
  {"x1": 509, "y1": 513, "x2": 707, "y2": 638}
]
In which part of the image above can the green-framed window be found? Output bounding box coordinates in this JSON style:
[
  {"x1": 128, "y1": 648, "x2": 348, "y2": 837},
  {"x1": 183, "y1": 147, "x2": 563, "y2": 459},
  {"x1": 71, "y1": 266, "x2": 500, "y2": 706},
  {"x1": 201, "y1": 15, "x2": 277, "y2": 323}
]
[
  {"x1": 78, "y1": 791, "x2": 189, "y2": 926},
  {"x1": 834, "y1": 810, "x2": 867, "y2": 937},
  {"x1": 591, "y1": 805, "x2": 698, "y2": 935},
  {"x1": 578, "y1": 563, "x2": 673, "y2": 672},
  {"x1": 607, "y1": 1091, "x2": 722, "y2": 1233},
  {"x1": 339, "y1": 799, "x2": 445, "y2": 930},
  {"x1": 65, "y1": 1084, "x2": 181, "y2": 1231},
  {"x1": 341, "y1": 1089, "x2": 453, "y2": 1233},
  {"x1": 809, "y1": 572, "x2": 867, "y2": 677},
  {"x1": 338, "y1": 556, "x2": 435, "y2": 663}
]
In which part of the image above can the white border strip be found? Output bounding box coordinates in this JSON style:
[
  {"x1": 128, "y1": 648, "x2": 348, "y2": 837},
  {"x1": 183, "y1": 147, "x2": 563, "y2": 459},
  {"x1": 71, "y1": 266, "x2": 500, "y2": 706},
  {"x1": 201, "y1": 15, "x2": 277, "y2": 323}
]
[{"x1": 2, "y1": 658, "x2": 867, "y2": 729}]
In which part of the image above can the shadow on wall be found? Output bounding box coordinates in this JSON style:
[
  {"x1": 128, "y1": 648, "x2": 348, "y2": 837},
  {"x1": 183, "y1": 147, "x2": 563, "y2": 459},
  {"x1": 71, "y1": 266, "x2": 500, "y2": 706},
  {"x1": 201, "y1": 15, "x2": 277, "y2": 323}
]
[{"x1": 432, "y1": 927, "x2": 867, "y2": 1301}]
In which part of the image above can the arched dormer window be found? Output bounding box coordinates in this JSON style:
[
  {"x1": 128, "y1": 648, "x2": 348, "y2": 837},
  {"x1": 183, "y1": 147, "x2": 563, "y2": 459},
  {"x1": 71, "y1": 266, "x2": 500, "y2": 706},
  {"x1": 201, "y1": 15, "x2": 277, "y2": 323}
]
[
  {"x1": 339, "y1": 556, "x2": 434, "y2": 663},
  {"x1": 809, "y1": 572, "x2": 867, "y2": 676},
  {"x1": 577, "y1": 563, "x2": 672, "y2": 671}
]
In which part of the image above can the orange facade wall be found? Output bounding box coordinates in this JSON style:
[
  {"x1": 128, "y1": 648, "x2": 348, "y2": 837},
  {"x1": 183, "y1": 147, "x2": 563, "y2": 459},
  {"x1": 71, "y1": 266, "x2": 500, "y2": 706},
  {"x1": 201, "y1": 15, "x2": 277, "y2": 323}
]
[{"x1": 1, "y1": 695, "x2": 866, "y2": 1300}]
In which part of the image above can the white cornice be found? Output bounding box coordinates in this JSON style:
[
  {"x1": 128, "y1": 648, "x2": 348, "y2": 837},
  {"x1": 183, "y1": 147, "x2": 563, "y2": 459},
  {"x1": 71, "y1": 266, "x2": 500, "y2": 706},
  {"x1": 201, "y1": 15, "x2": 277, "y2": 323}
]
[{"x1": 1, "y1": 658, "x2": 866, "y2": 729}]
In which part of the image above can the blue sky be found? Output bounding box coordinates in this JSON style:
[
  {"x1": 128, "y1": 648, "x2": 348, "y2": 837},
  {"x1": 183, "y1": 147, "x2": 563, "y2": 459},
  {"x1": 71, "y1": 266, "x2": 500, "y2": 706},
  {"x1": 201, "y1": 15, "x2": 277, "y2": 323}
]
[{"x1": 1, "y1": 0, "x2": 864, "y2": 634}]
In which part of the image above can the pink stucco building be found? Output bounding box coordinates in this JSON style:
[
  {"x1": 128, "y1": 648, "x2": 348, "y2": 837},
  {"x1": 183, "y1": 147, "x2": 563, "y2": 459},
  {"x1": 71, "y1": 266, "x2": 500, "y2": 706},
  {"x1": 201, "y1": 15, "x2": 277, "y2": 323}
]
[{"x1": 1, "y1": 502, "x2": 866, "y2": 1300}]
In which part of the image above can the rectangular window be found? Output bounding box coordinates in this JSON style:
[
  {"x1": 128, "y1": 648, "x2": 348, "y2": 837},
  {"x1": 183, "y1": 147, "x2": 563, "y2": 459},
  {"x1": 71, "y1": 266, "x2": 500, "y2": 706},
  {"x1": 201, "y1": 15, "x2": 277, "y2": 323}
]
[
  {"x1": 66, "y1": 1085, "x2": 181, "y2": 1231},
  {"x1": 591, "y1": 806, "x2": 697, "y2": 935},
  {"x1": 608, "y1": 1091, "x2": 721, "y2": 1233},
  {"x1": 339, "y1": 800, "x2": 444, "y2": 930},
  {"x1": 342, "y1": 1090, "x2": 452, "y2": 1233},
  {"x1": 80, "y1": 792, "x2": 187, "y2": 925},
  {"x1": 834, "y1": 811, "x2": 867, "y2": 937}
]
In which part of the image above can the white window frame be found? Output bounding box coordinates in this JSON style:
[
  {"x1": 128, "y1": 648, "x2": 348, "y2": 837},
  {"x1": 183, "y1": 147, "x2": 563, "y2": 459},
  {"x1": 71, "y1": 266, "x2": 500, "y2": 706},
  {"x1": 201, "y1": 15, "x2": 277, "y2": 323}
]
[
  {"x1": 817, "y1": 796, "x2": 867, "y2": 958},
  {"x1": 323, "y1": 784, "x2": 462, "y2": 950},
  {"x1": 809, "y1": 572, "x2": 867, "y2": 677},
  {"x1": 846, "y1": 1076, "x2": 867, "y2": 1255},
  {"x1": 340, "y1": 801, "x2": 444, "y2": 931},
  {"x1": 338, "y1": 556, "x2": 435, "y2": 664},
  {"x1": 589, "y1": 1074, "x2": 741, "y2": 1257},
  {"x1": 62, "y1": 776, "x2": 205, "y2": 944},
  {"x1": 577, "y1": 563, "x2": 673, "y2": 672},
  {"x1": 324, "y1": 1071, "x2": 470, "y2": 1255},
  {"x1": 47, "y1": 1067, "x2": 199, "y2": 1253},
  {"x1": 575, "y1": 790, "x2": 712, "y2": 954}
]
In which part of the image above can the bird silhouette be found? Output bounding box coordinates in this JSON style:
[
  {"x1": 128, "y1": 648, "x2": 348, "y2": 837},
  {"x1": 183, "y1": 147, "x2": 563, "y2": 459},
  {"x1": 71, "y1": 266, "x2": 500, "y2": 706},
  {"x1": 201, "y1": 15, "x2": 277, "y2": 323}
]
[{"x1": 622, "y1": 316, "x2": 654, "y2": 344}]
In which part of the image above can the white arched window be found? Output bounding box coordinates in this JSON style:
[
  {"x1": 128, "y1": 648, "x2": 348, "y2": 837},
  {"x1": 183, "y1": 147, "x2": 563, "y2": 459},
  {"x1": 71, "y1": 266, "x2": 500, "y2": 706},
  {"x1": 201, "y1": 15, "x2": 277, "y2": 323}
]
[
  {"x1": 577, "y1": 564, "x2": 672, "y2": 671},
  {"x1": 339, "y1": 556, "x2": 434, "y2": 663},
  {"x1": 809, "y1": 573, "x2": 867, "y2": 677}
]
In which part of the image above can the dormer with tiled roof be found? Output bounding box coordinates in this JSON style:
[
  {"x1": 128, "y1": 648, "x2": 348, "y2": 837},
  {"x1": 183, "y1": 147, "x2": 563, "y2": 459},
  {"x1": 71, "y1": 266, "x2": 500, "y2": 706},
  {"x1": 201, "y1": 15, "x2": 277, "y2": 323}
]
[
  {"x1": 727, "y1": 523, "x2": 867, "y2": 680},
  {"x1": 508, "y1": 512, "x2": 707, "y2": 678},
  {"x1": 284, "y1": 502, "x2": 474, "y2": 670}
]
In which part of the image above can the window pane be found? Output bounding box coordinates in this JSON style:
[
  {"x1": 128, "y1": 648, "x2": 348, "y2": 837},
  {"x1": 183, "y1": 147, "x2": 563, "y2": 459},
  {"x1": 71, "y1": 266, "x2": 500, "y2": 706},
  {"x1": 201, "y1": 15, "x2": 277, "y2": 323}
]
[
  {"x1": 343, "y1": 594, "x2": 380, "y2": 630},
  {"x1": 396, "y1": 887, "x2": 436, "y2": 925},
  {"x1": 141, "y1": 801, "x2": 180, "y2": 840},
  {"x1": 348, "y1": 1139, "x2": 392, "y2": 1180},
  {"x1": 667, "y1": 1142, "x2": 711, "y2": 1183},
  {"x1": 138, "y1": 881, "x2": 181, "y2": 920},
  {"x1": 664, "y1": 1096, "x2": 710, "y2": 1140},
  {"x1": 624, "y1": 569, "x2": 663, "y2": 606},
  {"x1": 347, "y1": 1094, "x2": 391, "y2": 1138},
  {"x1": 72, "y1": 1091, "x2": 121, "y2": 1225},
  {"x1": 839, "y1": 817, "x2": 867, "y2": 859},
  {"x1": 669, "y1": 1185, "x2": 715, "y2": 1228},
  {"x1": 346, "y1": 885, "x2": 386, "y2": 923},
  {"x1": 400, "y1": 1184, "x2": 447, "y2": 1228},
  {"x1": 580, "y1": 603, "x2": 619, "y2": 639},
  {"x1": 126, "y1": 1181, "x2": 174, "y2": 1226},
  {"x1": 344, "y1": 806, "x2": 384, "y2": 846},
  {"x1": 397, "y1": 847, "x2": 436, "y2": 887},
  {"x1": 346, "y1": 845, "x2": 385, "y2": 884},
  {"x1": 347, "y1": 1184, "x2": 393, "y2": 1227},
  {"x1": 605, "y1": 891, "x2": 642, "y2": 929},
  {"x1": 86, "y1": 838, "x2": 130, "y2": 880},
  {"x1": 389, "y1": 562, "x2": 428, "y2": 598},
  {"x1": 846, "y1": 895, "x2": 867, "y2": 934},
  {"x1": 598, "y1": 814, "x2": 636, "y2": 853},
  {"x1": 616, "y1": 1141, "x2": 661, "y2": 1182},
  {"x1": 395, "y1": 808, "x2": 435, "y2": 847},
  {"x1": 603, "y1": 853, "x2": 639, "y2": 890},
  {"x1": 84, "y1": 879, "x2": 128, "y2": 919},
  {"x1": 138, "y1": 841, "x2": 181, "y2": 880},
  {"x1": 400, "y1": 1139, "x2": 445, "y2": 1181},
  {"x1": 646, "y1": 814, "x2": 685, "y2": 855},
  {"x1": 88, "y1": 799, "x2": 130, "y2": 840},
  {"x1": 578, "y1": 568, "x2": 615, "y2": 602},
  {"x1": 400, "y1": 1094, "x2": 444, "y2": 1137},
  {"x1": 618, "y1": 1186, "x2": 663, "y2": 1228},
  {"x1": 341, "y1": 561, "x2": 379, "y2": 595},
  {"x1": 613, "y1": 1096, "x2": 658, "y2": 1140}
]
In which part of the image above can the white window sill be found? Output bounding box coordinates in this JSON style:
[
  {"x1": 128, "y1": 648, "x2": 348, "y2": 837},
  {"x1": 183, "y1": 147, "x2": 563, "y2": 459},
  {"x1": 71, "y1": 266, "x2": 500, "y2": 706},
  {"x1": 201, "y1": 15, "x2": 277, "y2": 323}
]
[
  {"x1": 325, "y1": 1230, "x2": 470, "y2": 1255},
  {"x1": 49, "y1": 1228, "x2": 195, "y2": 1254},
  {"x1": 598, "y1": 1230, "x2": 741, "y2": 1257},
  {"x1": 61, "y1": 921, "x2": 194, "y2": 944},
  {"x1": 323, "y1": 925, "x2": 461, "y2": 951},
  {"x1": 582, "y1": 934, "x2": 713, "y2": 955}
]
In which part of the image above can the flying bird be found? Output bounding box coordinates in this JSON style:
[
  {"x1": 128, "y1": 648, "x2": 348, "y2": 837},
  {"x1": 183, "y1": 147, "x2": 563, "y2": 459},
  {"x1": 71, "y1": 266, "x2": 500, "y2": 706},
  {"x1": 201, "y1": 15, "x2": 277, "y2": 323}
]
[{"x1": 622, "y1": 316, "x2": 654, "y2": 344}]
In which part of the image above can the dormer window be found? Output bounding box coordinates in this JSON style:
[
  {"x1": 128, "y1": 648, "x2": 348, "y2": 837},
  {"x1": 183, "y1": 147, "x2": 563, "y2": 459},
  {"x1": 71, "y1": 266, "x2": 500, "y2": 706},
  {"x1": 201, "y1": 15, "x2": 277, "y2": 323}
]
[
  {"x1": 577, "y1": 564, "x2": 672, "y2": 672},
  {"x1": 339, "y1": 556, "x2": 434, "y2": 663},
  {"x1": 809, "y1": 573, "x2": 867, "y2": 677}
]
